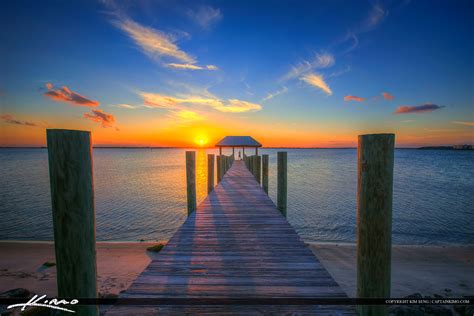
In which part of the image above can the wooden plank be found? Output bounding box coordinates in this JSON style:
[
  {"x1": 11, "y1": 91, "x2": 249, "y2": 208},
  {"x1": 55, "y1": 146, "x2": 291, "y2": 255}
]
[{"x1": 107, "y1": 161, "x2": 354, "y2": 315}]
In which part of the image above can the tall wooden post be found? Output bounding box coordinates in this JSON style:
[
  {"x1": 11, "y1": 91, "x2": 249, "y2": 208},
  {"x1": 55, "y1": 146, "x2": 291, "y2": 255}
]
[
  {"x1": 207, "y1": 154, "x2": 214, "y2": 194},
  {"x1": 46, "y1": 129, "x2": 97, "y2": 316},
  {"x1": 357, "y1": 134, "x2": 395, "y2": 316},
  {"x1": 232, "y1": 147, "x2": 235, "y2": 159},
  {"x1": 256, "y1": 155, "x2": 262, "y2": 184},
  {"x1": 186, "y1": 151, "x2": 196, "y2": 215},
  {"x1": 216, "y1": 155, "x2": 222, "y2": 183},
  {"x1": 262, "y1": 154, "x2": 269, "y2": 194},
  {"x1": 255, "y1": 147, "x2": 258, "y2": 155},
  {"x1": 250, "y1": 155, "x2": 255, "y2": 176},
  {"x1": 277, "y1": 152, "x2": 287, "y2": 217},
  {"x1": 253, "y1": 155, "x2": 259, "y2": 181}
]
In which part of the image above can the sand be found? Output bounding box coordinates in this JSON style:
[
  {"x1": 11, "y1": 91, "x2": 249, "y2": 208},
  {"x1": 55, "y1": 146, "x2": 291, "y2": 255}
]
[
  {"x1": 309, "y1": 243, "x2": 474, "y2": 298},
  {"x1": 0, "y1": 241, "x2": 160, "y2": 297},
  {"x1": 0, "y1": 241, "x2": 472, "y2": 298}
]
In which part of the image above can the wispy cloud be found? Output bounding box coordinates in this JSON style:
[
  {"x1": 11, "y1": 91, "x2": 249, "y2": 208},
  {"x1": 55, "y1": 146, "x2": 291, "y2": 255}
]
[
  {"x1": 382, "y1": 92, "x2": 394, "y2": 100},
  {"x1": 1, "y1": 114, "x2": 37, "y2": 127},
  {"x1": 114, "y1": 17, "x2": 195, "y2": 64},
  {"x1": 187, "y1": 5, "x2": 222, "y2": 29},
  {"x1": 168, "y1": 109, "x2": 205, "y2": 123},
  {"x1": 338, "y1": 3, "x2": 388, "y2": 54},
  {"x1": 363, "y1": 4, "x2": 387, "y2": 31},
  {"x1": 300, "y1": 73, "x2": 332, "y2": 95},
  {"x1": 328, "y1": 65, "x2": 351, "y2": 78},
  {"x1": 394, "y1": 103, "x2": 445, "y2": 114},
  {"x1": 452, "y1": 121, "x2": 474, "y2": 127},
  {"x1": 219, "y1": 99, "x2": 262, "y2": 113},
  {"x1": 111, "y1": 103, "x2": 141, "y2": 109},
  {"x1": 262, "y1": 86, "x2": 288, "y2": 101},
  {"x1": 167, "y1": 63, "x2": 218, "y2": 70},
  {"x1": 344, "y1": 95, "x2": 365, "y2": 102},
  {"x1": 44, "y1": 83, "x2": 99, "y2": 107},
  {"x1": 113, "y1": 17, "x2": 219, "y2": 70},
  {"x1": 84, "y1": 109, "x2": 116, "y2": 127},
  {"x1": 140, "y1": 92, "x2": 262, "y2": 113},
  {"x1": 282, "y1": 52, "x2": 335, "y2": 81}
]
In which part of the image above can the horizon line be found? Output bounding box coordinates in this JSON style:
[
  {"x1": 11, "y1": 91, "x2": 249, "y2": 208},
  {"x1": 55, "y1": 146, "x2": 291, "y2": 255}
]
[{"x1": 0, "y1": 145, "x2": 470, "y2": 150}]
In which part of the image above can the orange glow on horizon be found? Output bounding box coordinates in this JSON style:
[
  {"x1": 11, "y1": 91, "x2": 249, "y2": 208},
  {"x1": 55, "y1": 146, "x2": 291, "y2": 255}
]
[{"x1": 1, "y1": 112, "x2": 472, "y2": 148}]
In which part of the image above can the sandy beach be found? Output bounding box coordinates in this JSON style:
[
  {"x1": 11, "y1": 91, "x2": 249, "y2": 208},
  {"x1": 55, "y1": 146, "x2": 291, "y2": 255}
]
[
  {"x1": 309, "y1": 243, "x2": 474, "y2": 298},
  {"x1": 0, "y1": 241, "x2": 472, "y2": 299}
]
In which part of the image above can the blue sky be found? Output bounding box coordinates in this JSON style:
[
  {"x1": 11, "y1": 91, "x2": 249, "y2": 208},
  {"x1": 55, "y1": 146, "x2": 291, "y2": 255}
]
[{"x1": 1, "y1": 0, "x2": 473, "y2": 147}]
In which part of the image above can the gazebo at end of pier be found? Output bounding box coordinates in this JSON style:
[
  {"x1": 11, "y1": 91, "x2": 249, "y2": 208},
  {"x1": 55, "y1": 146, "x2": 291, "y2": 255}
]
[{"x1": 215, "y1": 135, "x2": 262, "y2": 156}]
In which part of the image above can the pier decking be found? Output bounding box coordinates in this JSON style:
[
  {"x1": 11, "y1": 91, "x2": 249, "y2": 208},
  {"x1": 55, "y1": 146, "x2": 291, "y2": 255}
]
[{"x1": 107, "y1": 160, "x2": 355, "y2": 315}]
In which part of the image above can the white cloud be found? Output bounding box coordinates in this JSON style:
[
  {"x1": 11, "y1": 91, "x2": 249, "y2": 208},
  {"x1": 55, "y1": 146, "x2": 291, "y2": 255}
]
[
  {"x1": 216, "y1": 99, "x2": 262, "y2": 113},
  {"x1": 282, "y1": 52, "x2": 335, "y2": 81},
  {"x1": 114, "y1": 18, "x2": 195, "y2": 63},
  {"x1": 167, "y1": 63, "x2": 218, "y2": 70},
  {"x1": 139, "y1": 92, "x2": 261, "y2": 113},
  {"x1": 168, "y1": 109, "x2": 205, "y2": 122},
  {"x1": 111, "y1": 103, "x2": 142, "y2": 109},
  {"x1": 452, "y1": 121, "x2": 474, "y2": 127},
  {"x1": 300, "y1": 73, "x2": 332, "y2": 95}
]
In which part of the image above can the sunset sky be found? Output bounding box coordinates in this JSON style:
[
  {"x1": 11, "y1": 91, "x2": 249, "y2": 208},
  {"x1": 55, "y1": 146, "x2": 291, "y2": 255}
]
[{"x1": 1, "y1": 0, "x2": 473, "y2": 147}]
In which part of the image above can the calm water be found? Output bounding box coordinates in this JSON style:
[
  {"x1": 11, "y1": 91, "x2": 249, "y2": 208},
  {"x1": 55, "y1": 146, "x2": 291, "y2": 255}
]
[{"x1": 0, "y1": 148, "x2": 473, "y2": 245}]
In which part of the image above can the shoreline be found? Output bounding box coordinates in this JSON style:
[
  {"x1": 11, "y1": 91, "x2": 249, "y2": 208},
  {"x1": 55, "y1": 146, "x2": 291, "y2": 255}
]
[{"x1": 0, "y1": 241, "x2": 472, "y2": 299}]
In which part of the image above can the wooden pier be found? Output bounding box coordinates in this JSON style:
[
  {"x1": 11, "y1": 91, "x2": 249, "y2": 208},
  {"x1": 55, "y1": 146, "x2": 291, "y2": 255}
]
[
  {"x1": 46, "y1": 131, "x2": 394, "y2": 315},
  {"x1": 106, "y1": 160, "x2": 355, "y2": 315}
]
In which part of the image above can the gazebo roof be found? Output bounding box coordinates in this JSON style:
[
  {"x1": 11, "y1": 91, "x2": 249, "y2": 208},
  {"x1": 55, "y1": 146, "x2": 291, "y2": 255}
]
[{"x1": 215, "y1": 136, "x2": 262, "y2": 147}]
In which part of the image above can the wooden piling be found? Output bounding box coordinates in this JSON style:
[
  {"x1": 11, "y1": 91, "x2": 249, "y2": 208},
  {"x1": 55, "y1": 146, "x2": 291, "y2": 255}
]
[
  {"x1": 46, "y1": 129, "x2": 97, "y2": 316},
  {"x1": 357, "y1": 133, "x2": 395, "y2": 316},
  {"x1": 207, "y1": 154, "x2": 214, "y2": 194},
  {"x1": 250, "y1": 155, "x2": 255, "y2": 176},
  {"x1": 253, "y1": 155, "x2": 259, "y2": 181},
  {"x1": 277, "y1": 152, "x2": 287, "y2": 217},
  {"x1": 256, "y1": 155, "x2": 261, "y2": 184},
  {"x1": 186, "y1": 151, "x2": 197, "y2": 215},
  {"x1": 262, "y1": 154, "x2": 269, "y2": 194},
  {"x1": 217, "y1": 155, "x2": 222, "y2": 183}
]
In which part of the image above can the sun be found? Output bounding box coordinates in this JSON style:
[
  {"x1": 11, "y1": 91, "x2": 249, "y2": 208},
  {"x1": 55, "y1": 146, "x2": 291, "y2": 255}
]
[{"x1": 195, "y1": 135, "x2": 208, "y2": 147}]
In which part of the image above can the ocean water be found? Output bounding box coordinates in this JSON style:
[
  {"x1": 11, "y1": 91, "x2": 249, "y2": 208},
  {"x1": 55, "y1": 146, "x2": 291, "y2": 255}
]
[{"x1": 0, "y1": 148, "x2": 472, "y2": 245}]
